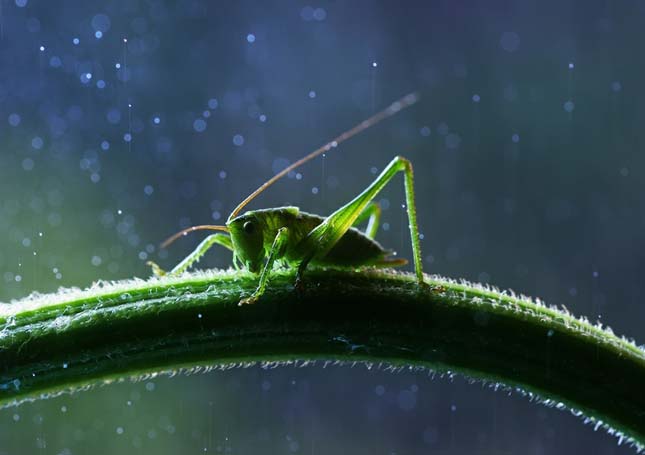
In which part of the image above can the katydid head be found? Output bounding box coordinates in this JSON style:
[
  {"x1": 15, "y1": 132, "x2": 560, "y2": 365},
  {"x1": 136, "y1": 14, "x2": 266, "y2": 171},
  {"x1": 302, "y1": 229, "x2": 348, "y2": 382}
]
[{"x1": 226, "y1": 213, "x2": 265, "y2": 273}]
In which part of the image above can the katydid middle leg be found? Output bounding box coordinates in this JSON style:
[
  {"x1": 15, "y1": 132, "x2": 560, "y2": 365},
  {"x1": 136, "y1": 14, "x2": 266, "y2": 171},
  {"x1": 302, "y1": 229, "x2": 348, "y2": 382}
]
[{"x1": 297, "y1": 156, "x2": 425, "y2": 284}]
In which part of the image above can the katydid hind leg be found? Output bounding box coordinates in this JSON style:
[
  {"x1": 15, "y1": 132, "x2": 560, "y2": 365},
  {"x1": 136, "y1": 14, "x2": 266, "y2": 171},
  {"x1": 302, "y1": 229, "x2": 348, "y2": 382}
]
[
  {"x1": 294, "y1": 256, "x2": 311, "y2": 291},
  {"x1": 353, "y1": 202, "x2": 381, "y2": 240},
  {"x1": 299, "y1": 156, "x2": 425, "y2": 284},
  {"x1": 240, "y1": 227, "x2": 290, "y2": 305},
  {"x1": 148, "y1": 233, "x2": 233, "y2": 277}
]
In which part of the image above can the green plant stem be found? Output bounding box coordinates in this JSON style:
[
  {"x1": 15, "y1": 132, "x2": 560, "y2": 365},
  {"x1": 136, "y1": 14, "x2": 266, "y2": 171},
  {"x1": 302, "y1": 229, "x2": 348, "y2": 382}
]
[{"x1": 0, "y1": 269, "x2": 643, "y2": 449}]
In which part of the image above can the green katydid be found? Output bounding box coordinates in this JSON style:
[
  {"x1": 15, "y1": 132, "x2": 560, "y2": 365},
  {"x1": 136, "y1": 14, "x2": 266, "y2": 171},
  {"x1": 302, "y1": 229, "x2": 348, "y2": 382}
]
[{"x1": 148, "y1": 92, "x2": 426, "y2": 305}]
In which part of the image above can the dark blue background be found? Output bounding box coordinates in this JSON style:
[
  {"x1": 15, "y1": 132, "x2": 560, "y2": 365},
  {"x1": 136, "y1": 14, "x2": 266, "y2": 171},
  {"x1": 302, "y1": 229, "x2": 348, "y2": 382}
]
[{"x1": 0, "y1": 0, "x2": 642, "y2": 453}]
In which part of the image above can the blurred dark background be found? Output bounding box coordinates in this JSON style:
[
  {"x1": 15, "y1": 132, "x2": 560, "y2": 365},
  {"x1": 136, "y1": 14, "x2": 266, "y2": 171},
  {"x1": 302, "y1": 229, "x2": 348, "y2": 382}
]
[{"x1": 0, "y1": 0, "x2": 643, "y2": 453}]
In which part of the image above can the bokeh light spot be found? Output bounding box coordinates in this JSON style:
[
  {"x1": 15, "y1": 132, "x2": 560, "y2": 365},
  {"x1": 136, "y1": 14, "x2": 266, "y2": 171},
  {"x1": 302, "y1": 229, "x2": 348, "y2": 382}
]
[
  {"x1": 31, "y1": 136, "x2": 43, "y2": 149},
  {"x1": 49, "y1": 56, "x2": 62, "y2": 68},
  {"x1": 26, "y1": 17, "x2": 40, "y2": 33},
  {"x1": 22, "y1": 158, "x2": 34, "y2": 171},
  {"x1": 107, "y1": 108, "x2": 121, "y2": 124},
  {"x1": 397, "y1": 389, "x2": 417, "y2": 411},
  {"x1": 437, "y1": 122, "x2": 449, "y2": 136},
  {"x1": 300, "y1": 6, "x2": 314, "y2": 21},
  {"x1": 8, "y1": 113, "x2": 21, "y2": 127},
  {"x1": 91, "y1": 14, "x2": 111, "y2": 33},
  {"x1": 445, "y1": 133, "x2": 461, "y2": 149},
  {"x1": 500, "y1": 32, "x2": 520, "y2": 52},
  {"x1": 193, "y1": 118, "x2": 207, "y2": 132},
  {"x1": 313, "y1": 8, "x2": 327, "y2": 21},
  {"x1": 80, "y1": 73, "x2": 92, "y2": 84}
]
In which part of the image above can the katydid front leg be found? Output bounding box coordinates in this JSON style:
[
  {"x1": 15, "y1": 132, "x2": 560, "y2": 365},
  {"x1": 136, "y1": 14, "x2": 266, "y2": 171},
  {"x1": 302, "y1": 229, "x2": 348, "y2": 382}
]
[
  {"x1": 297, "y1": 155, "x2": 425, "y2": 284},
  {"x1": 147, "y1": 233, "x2": 233, "y2": 276},
  {"x1": 240, "y1": 227, "x2": 290, "y2": 305}
]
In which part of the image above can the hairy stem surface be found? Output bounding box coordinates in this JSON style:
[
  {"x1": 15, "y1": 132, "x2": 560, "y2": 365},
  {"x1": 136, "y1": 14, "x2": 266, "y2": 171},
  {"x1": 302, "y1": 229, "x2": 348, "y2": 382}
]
[{"x1": 0, "y1": 269, "x2": 643, "y2": 449}]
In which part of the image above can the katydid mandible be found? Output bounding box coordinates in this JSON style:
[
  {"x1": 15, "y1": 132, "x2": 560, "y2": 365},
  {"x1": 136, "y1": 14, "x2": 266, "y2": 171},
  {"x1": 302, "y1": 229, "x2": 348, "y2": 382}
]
[{"x1": 148, "y1": 92, "x2": 426, "y2": 305}]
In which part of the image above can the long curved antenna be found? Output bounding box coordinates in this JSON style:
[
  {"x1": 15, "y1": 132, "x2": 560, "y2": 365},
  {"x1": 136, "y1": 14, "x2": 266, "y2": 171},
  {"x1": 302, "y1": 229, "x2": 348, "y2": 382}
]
[
  {"x1": 228, "y1": 92, "x2": 420, "y2": 221},
  {"x1": 161, "y1": 225, "x2": 229, "y2": 249}
]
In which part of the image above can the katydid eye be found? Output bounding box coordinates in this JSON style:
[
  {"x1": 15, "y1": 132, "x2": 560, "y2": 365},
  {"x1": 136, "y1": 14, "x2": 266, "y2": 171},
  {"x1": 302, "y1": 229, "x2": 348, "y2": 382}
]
[{"x1": 243, "y1": 221, "x2": 255, "y2": 234}]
